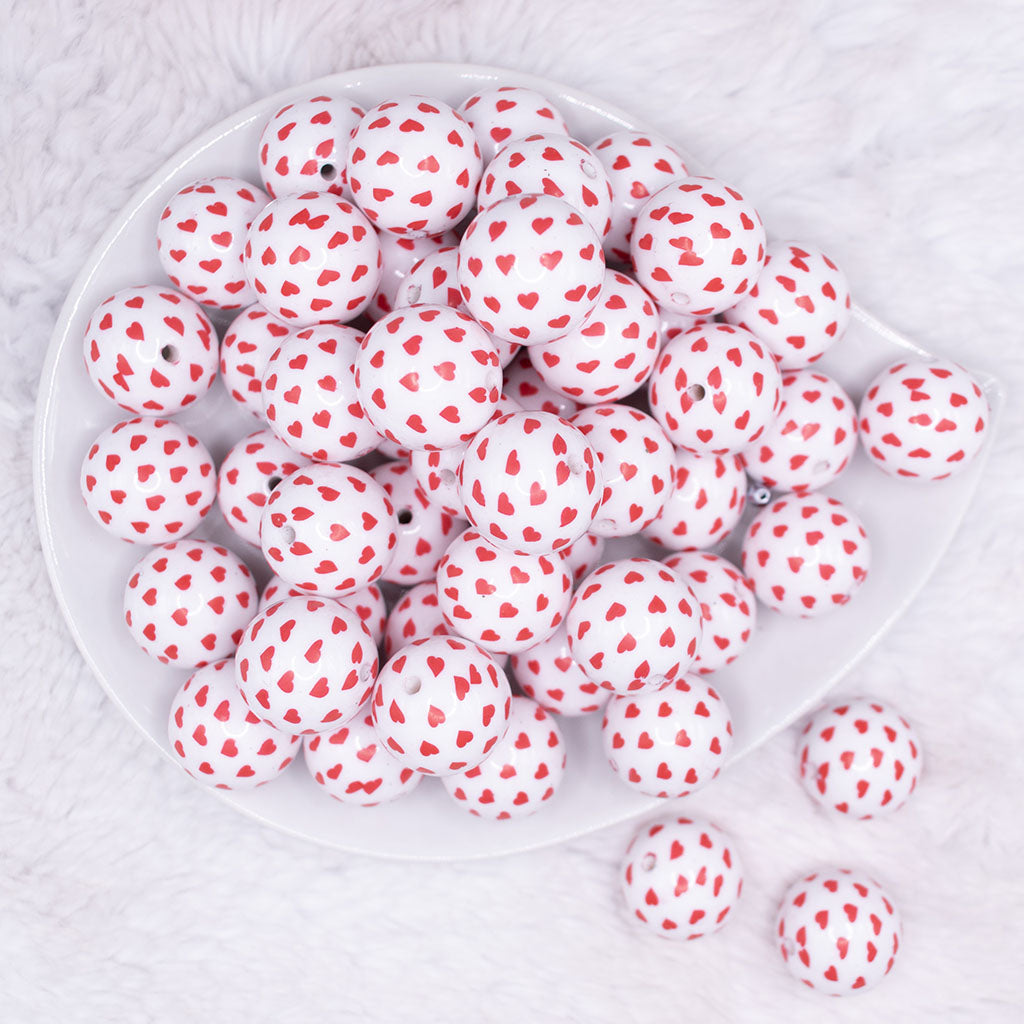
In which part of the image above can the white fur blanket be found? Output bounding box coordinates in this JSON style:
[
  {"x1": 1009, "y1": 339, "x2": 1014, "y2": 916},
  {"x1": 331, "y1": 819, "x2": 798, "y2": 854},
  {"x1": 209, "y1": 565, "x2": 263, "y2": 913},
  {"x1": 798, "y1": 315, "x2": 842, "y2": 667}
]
[{"x1": 3, "y1": 1, "x2": 1022, "y2": 1020}]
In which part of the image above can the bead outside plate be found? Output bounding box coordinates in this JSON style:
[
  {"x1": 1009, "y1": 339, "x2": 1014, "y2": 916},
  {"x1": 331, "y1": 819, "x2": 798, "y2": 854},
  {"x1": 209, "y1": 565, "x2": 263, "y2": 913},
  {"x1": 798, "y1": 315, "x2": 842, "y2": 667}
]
[{"x1": 34, "y1": 63, "x2": 1001, "y2": 859}]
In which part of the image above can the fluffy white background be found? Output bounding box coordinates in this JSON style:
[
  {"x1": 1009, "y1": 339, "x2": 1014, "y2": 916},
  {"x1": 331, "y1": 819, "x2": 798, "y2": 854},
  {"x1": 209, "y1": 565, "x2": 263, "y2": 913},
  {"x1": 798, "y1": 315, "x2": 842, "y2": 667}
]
[{"x1": 3, "y1": 0, "x2": 1023, "y2": 1020}]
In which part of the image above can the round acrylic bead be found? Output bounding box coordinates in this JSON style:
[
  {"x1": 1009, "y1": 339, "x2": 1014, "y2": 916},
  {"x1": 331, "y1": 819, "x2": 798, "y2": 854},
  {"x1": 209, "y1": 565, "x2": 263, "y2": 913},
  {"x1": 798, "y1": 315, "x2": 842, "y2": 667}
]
[
  {"x1": 741, "y1": 494, "x2": 871, "y2": 617},
  {"x1": 459, "y1": 86, "x2": 569, "y2": 164},
  {"x1": 458, "y1": 194, "x2": 605, "y2": 345},
  {"x1": 602, "y1": 675, "x2": 733, "y2": 798},
  {"x1": 235, "y1": 595, "x2": 378, "y2": 734},
  {"x1": 303, "y1": 706, "x2": 422, "y2": 806},
  {"x1": 569, "y1": 404, "x2": 674, "y2": 538},
  {"x1": 383, "y1": 580, "x2": 451, "y2": 658},
  {"x1": 82, "y1": 284, "x2": 218, "y2": 415},
  {"x1": 157, "y1": 176, "x2": 268, "y2": 309},
  {"x1": 124, "y1": 540, "x2": 257, "y2": 668},
  {"x1": 217, "y1": 429, "x2": 311, "y2": 547},
  {"x1": 220, "y1": 303, "x2": 293, "y2": 419},
  {"x1": 368, "y1": 229, "x2": 458, "y2": 320},
  {"x1": 80, "y1": 417, "x2": 216, "y2": 544},
  {"x1": 566, "y1": 558, "x2": 702, "y2": 694},
  {"x1": 797, "y1": 698, "x2": 922, "y2": 819},
  {"x1": 662, "y1": 552, "x2": 757, "y2": 674},
  {"x1": 630, "y1": 176, "x2": 766, "y2": 316},
  {"x1": 394, "y1": 244, "x2": 463, "y2": 310},
  {"x1": 409, "y1": 444, "x2": 468, "y2": 518},
  {"x1": 355, "y1": 304, "x2": 501, "y2": 450},
  {"x1": 529, "y1": 269, "x2": 661, "y2": 404},
  {"x1": 436, "y1": 529, "x2": 572, "y2": 655},
  {"x1": 558, "y1": 532, "x2": 607, "y2": 586},
  {"x1": 592, "y1": 131, "x2": 690, "y2": 265},
  {"x1": 775, "y1": 870, "x2": 902, "y2": 994},
  {"x1": 243, "y1": 192, "x2": 382, "y2": 326},
  {"x1": 369, "y1": 460, "x2": 465, "y2": 584},
  {"x1": 168, "y1": 659, "x2": 300, "y2": 789},
  {"x1": 621, "y1": 816, "x2": 743, "y2": 940},
  {"x1": 261, "y1": 575, "x2": 386, "y2": 647},
  {"x1": 259, "y1": 462, "x2": 396, "y2": 596},
  {"x1": 647, "y1": 322, "x2": 782, "y2": 454},
  {"x1": 442, "y1": 696, "x2": 566, "y2": 818},
  {"x1": 370, "y1": 635, "x2": 512, "y2": 775},
  {"x1": 742, "y1": 370, "x2": 858, "y2": 495},
  {"x1": 858, "y1": 358, "x2": 990, "y2": 481},
  {"x1": 509, "y1": 625, "x2": 606, "y2": 716},
  {"x1": 643, "y1": 451, "x2": 748, "y2": 552},
  {"x1": 502, "y1": 348, "x2": 581, "y2": 418},
  {"x1": 261, "y1": 323, "x2": 380, "y2": 461},
  {"x1": 478, "y1": 133, "x2": 613, "y2": 240},
  {"x1": 347, "y1": 95, "x2": 481, "y2": 237},
  {"x1": 458, "y1": 410, "x2": 602, "y2": 554},
  {"x1": 723, "y1": 242, "x2": 851, "y2": 369},
  {"x1": 258, "y1": 95, "x2": 365, "y2": 199}
]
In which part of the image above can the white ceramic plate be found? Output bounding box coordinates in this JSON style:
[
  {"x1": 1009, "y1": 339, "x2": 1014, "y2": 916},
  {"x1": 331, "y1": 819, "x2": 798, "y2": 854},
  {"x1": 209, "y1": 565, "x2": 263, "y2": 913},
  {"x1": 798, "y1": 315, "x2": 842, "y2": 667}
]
[{"x1": 35, "y1": 63, "x2": 1000, "y2": 860}]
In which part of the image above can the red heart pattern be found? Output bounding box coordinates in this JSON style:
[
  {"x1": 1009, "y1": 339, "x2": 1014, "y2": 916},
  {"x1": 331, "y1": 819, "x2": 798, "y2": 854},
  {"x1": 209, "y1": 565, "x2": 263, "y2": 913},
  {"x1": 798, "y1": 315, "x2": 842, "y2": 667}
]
[
  {"x1": 459, "y1": 86, "x2": 570, "y2": 164},
  {"x1": 219, "y1": 303, "x2": 294, "y2": 419},
  {"x1": 508, "y1": 624, "x2": 607, "y2": 717}
]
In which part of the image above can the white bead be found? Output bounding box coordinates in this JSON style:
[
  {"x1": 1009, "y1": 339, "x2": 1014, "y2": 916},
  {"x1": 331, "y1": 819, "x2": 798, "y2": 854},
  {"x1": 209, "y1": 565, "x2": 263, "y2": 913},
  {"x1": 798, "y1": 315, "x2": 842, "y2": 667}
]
[
  {"x1": 459, "y1": 87, "x2": 569, "y2": 164},
  {"x1": 260, "y1": 575, "x2": 386, "y2": 646},
  {"x1": 220, "y1": 303, "x2": 293, "y2": 419},
  {"x1": 509, "y1": 625, "x2": 606, "y2": 716}
]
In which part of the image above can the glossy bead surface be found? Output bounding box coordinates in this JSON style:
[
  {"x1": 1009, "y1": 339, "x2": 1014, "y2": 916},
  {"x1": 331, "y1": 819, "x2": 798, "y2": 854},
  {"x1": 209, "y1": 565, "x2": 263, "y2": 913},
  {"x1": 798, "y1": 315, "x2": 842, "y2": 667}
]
[
  {"x1": 502, "y1": 348, "x2": 580, "y2": 418},
  {"x1": 355, "y1": 305, "x2": 501, "y2": 450},
  {"x1": 80, "y1": 417, "x2": 216, "y2": 543},
  {"x1": 383, "y1": 580, "x2": 451, "y2": 658},
  {"x1": 723, "y1": 242, "x2": 851, "y2": 369},
  {"x1": 741, "y1": 494, "x2": 870, "y2": 617},
  {"x1": 558, "y1": 532, "x2": 607, "y2": 587},
  {"x1": 643, "y1": 451, "x2": 747, "y2": 552},
  {"x1": 260, "y1": 575, "x2": 386, "y2": 646},
  {"x1": 124, "y1": 540, "x2": 257, "y2": 667},
  {"x1": 370, "y1": 460, "x2": 465, "y2": 584},
  {"x1": 83, "y1": 285, "x2": 218, "y2": 415},
  {"x1": 443, "y1": 696, "x2": 566, "y2": 818},
  {"x1": 602, "y1": 675, "x2": 733, "y2": 797},
  {"x1": 394, "y1": 244, "x2": 463, "y2": 310},
  {"x1": 647, "y1": 323, "x2": 782, "y2": 454},
  {"x1": 592, "y1": 131, "x2": 689, "y2": 265},
  {"x1": 567, "y1": 558, "x2": 702, "y2": 694},
  {"x1": 459, "y1": 86, "x2": 569, "y2": 164},
  {"x1": 436, "y1": 529, "x2": 572, "y2": 655},
  {"x1": 260, "y1": 463, "x2": 396, "y2": 596},
  {"x1": 243, "y1": 193, "x2": 381, "y2": 326},
  {"x1": 217, "y1": 429, "x2": 311, "y2": 546},
  {"x1": 371, "y1": 635, "x2": 512, "y2": 775},
  {"x1": 529, "y1": 269, "x2": 661, "y2": 404},
  {"x1": 458, "y1": 410, "x2": 602, "y2": 554},
  {"x1": 797, "y1": 698, "x2": 922, "y2": 818},
  {"x1": 478, "y1": 133, "x2": 613, "y2": 239},
  {"x1": 168, "y1": 659, "x2": 300, "y2": 789},
  {"x1": 569, "y1": 404, "x2": 674, "y2": 537},
  {"x1": 662, "y1": 552, "x2": 756, "y2": 674},
  {"x1": 220, "y1": 303, "x2": 293, "y2": 419},
  {"x1": 776, "y1": 870, "x2": 902, "y2": 994},
  {"x1": 858, "y1": 358, "x2": 990, "y2": 480},
  {"x1": 630, "y1": 176, "x2": 766, "y2": 316},
  {"x1": 742, "y1": 370, "x2": 858, "y2": 495},
  {"x1": 368, "y1": 229, "x2": 458, "y2": 320},
  {"x1": 509, "y1": 625, "x2": 605, "y2": 716},
  {"x1": 621, "y1": 816, "x2": 743, "y2": 939},
  {"x1": 303, "y1": 705, "x2": 422, "y2": 805},
  {"x1": 347, "y1": 96, "x2": 481, "y2": 236},
  {"x1": 157, "y1": 176, "x2": 268, "y2": 309},
  {"x1": 261, "y1": 323, "x2": 380, "y2": 461},
  {"x1": 458, "y1": 194, "x2": 605, "y2": 345},
  {"x1": 235, "y1": 596, "x2": 378, "y2": 733},
  {"x1": 258, "y1": 95, "x2": 365, "y2": 199}
]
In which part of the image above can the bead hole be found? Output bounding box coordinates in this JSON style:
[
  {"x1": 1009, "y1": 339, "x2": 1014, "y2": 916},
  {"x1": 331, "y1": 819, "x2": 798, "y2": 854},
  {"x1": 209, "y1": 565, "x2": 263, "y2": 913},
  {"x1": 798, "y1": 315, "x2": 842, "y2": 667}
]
[
  {"x1": 687, "y1": 384, "x2": 706, "y2": 402},
  {"x1": 161, "y1": 344, "x2": 180, "y2": 364},
  {"x1": 567, "y1": 457, "x2": 585, "y2": 476},
  {"x1": 580, "y1": 158, "x2": 598, "y2": 179},
  {"x1": 405, "y1": 284, "x2": 422, "y2": 305},
  {"x1": 641, "y1": 853, "x2": 657, "y2": 871},
  {"x1": 439, "y1": 469, "x2": 457, "y2": 487},
  {"x1": 403, "y1": 676, "x2": 422, "y2": 695},
  {"x1": 397, "y1": 507, "x2": 413, "y2": 525},
  {"x1": 281, "y1": 525, "x2": 296, "y2": 544},
  {"x1": 267, "y1": 475, "x2": 283, "y2": 491},
  {"x1": 813, "y1": 460, "x2": 831, "y2": 474},
  {"x1": 320, "y1": 163, "x2": 337, "y2": 181}
]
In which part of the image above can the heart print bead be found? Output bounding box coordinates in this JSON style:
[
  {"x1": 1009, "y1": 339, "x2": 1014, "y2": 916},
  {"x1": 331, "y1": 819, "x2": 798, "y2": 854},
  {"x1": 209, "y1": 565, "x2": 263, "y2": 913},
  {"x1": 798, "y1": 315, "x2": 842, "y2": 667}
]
[
  {"x1": 124, "y1": 540, "x2": 257, "y2": 667},
  {"x1": 797, "y1": 698, "x2": 922, "y2": 818},
  {"x1": 82, "y1": 284, "x2": 218, "y2": 415},
  {"x1": 621, "y1": 816, "x2": 743, "y2": 939},
  {"x1": 442, "y1": 696, "x2": 566, "y2": 818},
  {"x1": 219, "y1": 303, "x2": 293, "y2": 419},
  {"x1": 371, "y1": 635, "x2": 512, "y2": 775},
  {"x1": 459, "y1": 86, "x2": 569, "y2": 164},
  {"x1": 775, "y1": 869, "x2": 902, "y2": 994},
  {"x1": 235, "y1": 595, "x2": 378, "y2": 733},
  {"x1": 509, "y1": 625, "x2": 606, "y2": 716},
  {"x1": 157, "y1": 176, "x2": 268, "y2": 309},
  {"x1": 368, "y1": 229, "x2": 458, "y2": 319},
  {"x1": 80, "y1": 417, "x2": 216, "y2": 544},
  {"x1": 168, "y1": 659, "x2": 300, "y2": 789},
  {"x1": 260, "y1": 575, "x2": 386, "y2": 647},
  {"x1": 383, "y1": 580, "x2": 451, "y2": 658}
]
